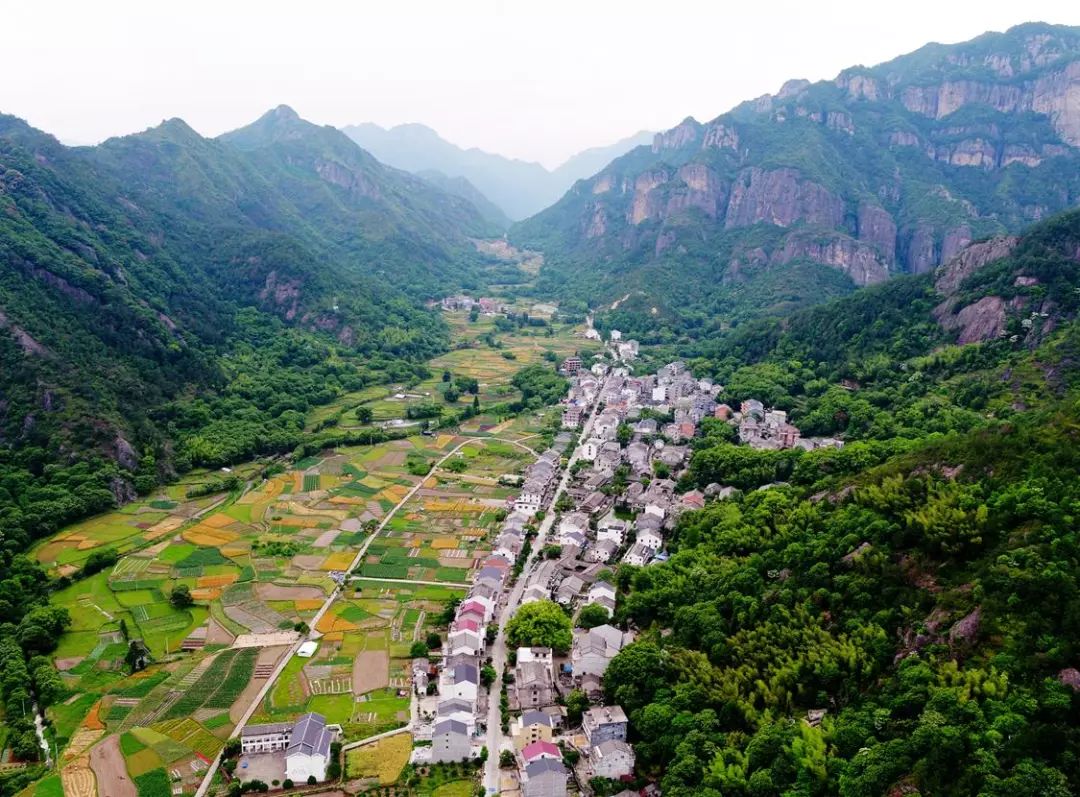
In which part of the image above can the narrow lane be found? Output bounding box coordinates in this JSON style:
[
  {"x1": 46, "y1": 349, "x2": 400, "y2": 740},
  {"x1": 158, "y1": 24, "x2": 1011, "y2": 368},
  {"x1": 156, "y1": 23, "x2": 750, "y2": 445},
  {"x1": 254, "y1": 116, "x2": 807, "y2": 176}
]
[{"x1": 482, "y1": 375, "x2": 608, "y2": 794}]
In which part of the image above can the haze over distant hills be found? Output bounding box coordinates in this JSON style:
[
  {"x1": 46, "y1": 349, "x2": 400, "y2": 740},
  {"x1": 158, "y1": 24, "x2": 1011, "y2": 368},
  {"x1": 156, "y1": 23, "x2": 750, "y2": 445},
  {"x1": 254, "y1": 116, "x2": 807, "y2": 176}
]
[{"x1": 341, "y1": 122, "x2": 653, "y2": 221}]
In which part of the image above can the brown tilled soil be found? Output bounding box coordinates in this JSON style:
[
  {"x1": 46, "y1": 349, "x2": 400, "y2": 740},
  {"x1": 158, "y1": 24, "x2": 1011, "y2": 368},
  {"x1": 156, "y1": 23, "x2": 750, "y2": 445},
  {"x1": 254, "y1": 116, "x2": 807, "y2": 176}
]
[
  {"x1": 352, "y1": 650, "x2": 390, "y2": 695},
  {"x1": 90, "y1": 736, "x2": 134, "y2": 797},
  {"x1": 206, "y1": 617, "x2": 236, "y2": 646},
  {"x1": 255, "y1": 583, "x2": 326, "y2": 601}
]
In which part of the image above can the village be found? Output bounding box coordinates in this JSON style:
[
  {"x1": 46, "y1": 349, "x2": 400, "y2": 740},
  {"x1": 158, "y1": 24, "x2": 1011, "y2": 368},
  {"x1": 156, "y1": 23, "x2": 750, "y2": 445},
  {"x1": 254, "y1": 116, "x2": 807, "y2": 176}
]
[{"x1": 400, "y1": 324, "x2": 846, "y2": 797}]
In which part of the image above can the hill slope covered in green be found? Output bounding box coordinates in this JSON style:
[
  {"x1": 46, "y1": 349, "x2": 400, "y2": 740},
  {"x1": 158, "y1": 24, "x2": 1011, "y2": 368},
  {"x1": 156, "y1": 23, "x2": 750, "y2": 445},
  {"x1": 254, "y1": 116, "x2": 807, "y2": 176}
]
[{"x1": 514, "y1": 22, "x2": 1080, "y2": 341}]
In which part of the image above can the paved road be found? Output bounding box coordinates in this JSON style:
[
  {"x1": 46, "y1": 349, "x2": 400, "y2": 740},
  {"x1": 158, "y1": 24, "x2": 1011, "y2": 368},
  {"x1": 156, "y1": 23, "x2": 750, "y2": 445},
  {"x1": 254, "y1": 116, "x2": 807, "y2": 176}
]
[
  {"x1": 349, "y1": 576, "x2": 471, "y2": 588},
  {"x1": 482, "y1": 377, "x2": 608, "y2": 795}
]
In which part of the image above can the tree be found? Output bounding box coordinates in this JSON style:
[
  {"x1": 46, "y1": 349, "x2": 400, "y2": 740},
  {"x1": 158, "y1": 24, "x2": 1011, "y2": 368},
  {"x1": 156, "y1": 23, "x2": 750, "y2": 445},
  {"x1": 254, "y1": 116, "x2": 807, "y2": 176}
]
[
  {"x1": 506, "y1": 600, "x2": 572, "y2": 653},
  {"x1": 500, "y1": 750, "x2": 516, "y2": 768},
  {"x1": 307, "y1": 775, "x2": 316, "y2": 785},
  {"x1": 481, "y1": 664, "x2": 497, "y2": 687},
  {"x1": 426, "y1": 631, "x2": 442, "y2": 649},
  {"x1": 577, "y1": 603, "x2": 611, "y2": 629},
  {"x1": 125, "y1": 640, "x2": 151, "y2": 673},
  {"x1": 355, "y1": 406, "x2": 374, "y2": 424},
  {"x1": 603, "y1": 641, "x2": 669, "y2": 714},
  {"x1": 170, "y1": 584, "x2": 194, "y2": 608},
  {"x1": 565, "y1": 689, "x2": 590, "y2": 726},
  {"x1": 443, "y1": 369, "x2": 452, "y2": 382},
  {"x1": 410, "y1": 641, "x2": 429, "y2": 658}
]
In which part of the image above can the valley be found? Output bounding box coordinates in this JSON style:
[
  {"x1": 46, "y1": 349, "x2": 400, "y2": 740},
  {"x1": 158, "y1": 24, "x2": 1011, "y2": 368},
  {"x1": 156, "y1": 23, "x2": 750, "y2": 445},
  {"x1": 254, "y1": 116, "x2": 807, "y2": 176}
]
[
  {"x1": 18, "y1": 298, "x2": 591, "y2": 797},
  {"x1": 3, "y1": 16, "x2": 1080, "y2": 797}
]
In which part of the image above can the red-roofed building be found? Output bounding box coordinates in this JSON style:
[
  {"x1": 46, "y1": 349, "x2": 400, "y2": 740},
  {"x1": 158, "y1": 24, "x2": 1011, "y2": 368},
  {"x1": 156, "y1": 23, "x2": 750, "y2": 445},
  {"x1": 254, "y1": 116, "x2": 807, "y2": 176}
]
[{"x1": 521, "y1": 740, "x2": 561, "y2": 763}]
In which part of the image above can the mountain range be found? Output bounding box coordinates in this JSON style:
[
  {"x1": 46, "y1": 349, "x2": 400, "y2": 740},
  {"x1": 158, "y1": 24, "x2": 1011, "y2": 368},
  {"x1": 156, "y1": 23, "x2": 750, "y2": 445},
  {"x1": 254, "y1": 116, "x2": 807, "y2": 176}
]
[
  {"x1": 341, "y1": 122, "x2": 653, "y2": 221},
  {"x1": 0, "y1": 104, "x2": 509, "y2": 483},
  {"x1": 514, "y1": 22, "x2": 1080, "y2": 338}
]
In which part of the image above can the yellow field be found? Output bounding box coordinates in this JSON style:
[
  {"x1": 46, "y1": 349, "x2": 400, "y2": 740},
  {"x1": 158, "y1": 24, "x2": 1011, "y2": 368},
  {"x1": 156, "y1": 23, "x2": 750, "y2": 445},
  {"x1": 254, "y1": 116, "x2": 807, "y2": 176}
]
[
  {"x1": 201, "y1": 514, "x2": 234, "y2": 529},
  {"x1": 345, "y1": 732, "x2": 411, "y2": 784},
  {"x1": 60, "y1": 757, "x2": 96, "y2": 797},
  {"x1": 315, "y1": 611, "x2": 359, "y2": 634},
  {"x1": 295, "y1": 599, "x2": 323, "y2": 610},
  {"x1": 320, "y1": 552, "x2": 355, "y2": 571},
  {"x1": 196, "y1": 574, "x2": 237, "y2": 588},
  {"x1": 424, "y1": 500, "x2": 485, "y2": 513},
  {"x1": 431, "y1": 538, "x2": 459, "y2": 550},
  {"x1": 184, "y1": 526, "x2": 240, "y2": 546}
]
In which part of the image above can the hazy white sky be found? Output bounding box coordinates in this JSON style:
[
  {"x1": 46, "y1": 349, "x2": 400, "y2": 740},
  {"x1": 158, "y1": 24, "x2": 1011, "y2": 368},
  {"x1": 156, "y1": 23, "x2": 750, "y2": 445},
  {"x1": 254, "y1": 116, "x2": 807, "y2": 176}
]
[{"x1": 5, "y1": 0, "x2": 1079, "y2": 168}]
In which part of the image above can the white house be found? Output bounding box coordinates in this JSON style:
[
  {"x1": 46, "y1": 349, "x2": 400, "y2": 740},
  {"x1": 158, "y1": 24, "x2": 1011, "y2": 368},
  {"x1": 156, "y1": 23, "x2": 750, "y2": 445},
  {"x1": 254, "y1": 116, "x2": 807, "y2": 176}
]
[
  {"x1": 572, "y1": 625, "x2": 631, "y2": 679},
  {"x1": 585, "y1": 539, "x2": 617, "y2": 564},
  {"x1": 241, "y1": 722, "x2": 291, "y2": 755},
  {"x1": 590, "y1": 739, "x2": 635, "y2": 779},
  {"x1": 580, "y1": 438, "x2": 602, "y2": 462},
  {"x1": 284, "y1": 713, "x2": 334, "y2": 783},
  {"x1": 623, "y1": 542, "x2": 652, "y2": 566},
  {"x1": 432, "y1": 718, "x2": 472, "y2": 763},
  {"x1": 436, "y1": 697, "x2": 476, "y2": 733},
  {"x1": 636, "y1": 528, "x2": 663, "y2": 551},
  {"x1": 586, "y1": 581, "x2": 617, "y2": 614}
]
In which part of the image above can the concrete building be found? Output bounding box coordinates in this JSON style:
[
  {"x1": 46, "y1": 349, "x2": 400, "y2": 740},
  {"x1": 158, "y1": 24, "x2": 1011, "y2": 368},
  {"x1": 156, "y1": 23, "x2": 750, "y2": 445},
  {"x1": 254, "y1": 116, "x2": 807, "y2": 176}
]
[
  {"x1": 583, "y1": 705, "x2": 629, "y2": 746},
  {"x1": 522, "y1": 758, "x2": 568, "y2": 797},
  {"x1": 432, "y1": 718, "x2": 472, "y2": 763},
  {"x1": 590, "y1": 739, "x2": 635, "y2": 779},
  {"x1": 284, "y1": 713, "x2": 335, "y2": 783}
]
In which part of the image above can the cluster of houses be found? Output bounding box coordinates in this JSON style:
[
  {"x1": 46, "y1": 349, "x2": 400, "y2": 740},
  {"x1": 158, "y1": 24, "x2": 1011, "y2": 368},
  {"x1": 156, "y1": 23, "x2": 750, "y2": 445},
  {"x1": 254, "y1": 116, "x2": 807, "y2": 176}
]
[
  {"x1": 438, "y1": 294, "x2": 505, "y2": 314},
  {"x1": 419, "y1": 539, "x2": 516, "y2": 765},
  {"x1": 735, "y1": 399, "x2": 843, "y2": 451}
]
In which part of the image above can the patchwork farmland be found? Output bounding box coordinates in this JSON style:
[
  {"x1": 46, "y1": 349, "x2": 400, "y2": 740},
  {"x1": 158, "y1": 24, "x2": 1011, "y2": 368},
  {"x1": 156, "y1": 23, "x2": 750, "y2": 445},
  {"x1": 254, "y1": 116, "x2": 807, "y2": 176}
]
[{"x1": 28, "y1": 422, "x2": 552, "y2": 795}]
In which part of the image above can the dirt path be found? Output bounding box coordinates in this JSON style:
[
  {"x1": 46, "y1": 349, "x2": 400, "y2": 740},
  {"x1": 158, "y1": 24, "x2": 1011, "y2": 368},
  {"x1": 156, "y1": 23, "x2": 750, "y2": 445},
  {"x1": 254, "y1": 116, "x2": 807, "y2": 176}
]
[
  {"x1": 91, "y1": 737, "x2": 133, "y2": 797},
  {"x1": 352, "y1": 650, "x2": 389, "y2": 695}
]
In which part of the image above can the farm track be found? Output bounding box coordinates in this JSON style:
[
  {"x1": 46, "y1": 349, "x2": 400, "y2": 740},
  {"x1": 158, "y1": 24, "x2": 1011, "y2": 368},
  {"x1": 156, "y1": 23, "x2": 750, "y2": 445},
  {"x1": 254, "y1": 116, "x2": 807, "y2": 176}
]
[{"x1": 194, "y1": 433, "x2": 521, "y2": 797}]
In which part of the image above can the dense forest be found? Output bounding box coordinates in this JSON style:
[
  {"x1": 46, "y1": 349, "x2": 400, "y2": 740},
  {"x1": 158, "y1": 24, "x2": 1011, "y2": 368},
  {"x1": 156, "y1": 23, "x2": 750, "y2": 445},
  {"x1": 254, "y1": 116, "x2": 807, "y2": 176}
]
[{"x1": 602, "y1": 209, "x2": 1080, "y2": 795}]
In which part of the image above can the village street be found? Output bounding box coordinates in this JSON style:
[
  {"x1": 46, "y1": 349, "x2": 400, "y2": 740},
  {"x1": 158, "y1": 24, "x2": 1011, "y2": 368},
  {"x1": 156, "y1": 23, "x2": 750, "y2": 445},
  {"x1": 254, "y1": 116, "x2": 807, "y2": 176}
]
[{"x1": 482, "y1": 374, "x2": 610, "y2": 795}]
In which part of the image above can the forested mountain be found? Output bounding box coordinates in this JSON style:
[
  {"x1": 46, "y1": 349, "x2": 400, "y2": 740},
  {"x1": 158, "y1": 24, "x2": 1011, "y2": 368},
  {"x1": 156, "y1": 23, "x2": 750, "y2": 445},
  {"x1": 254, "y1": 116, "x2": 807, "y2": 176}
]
[
  {"x1": 515, "y1": 22, "x2": 1080, "y2": 339},
  {"x1": 341, "y1": 121, "x2": 653, "y2": 220},
  {"x1": 0, "y1": 105, "x2": 505, "y2": 543},
  {"x1": 605, "y1": 208, "x2": 1080, "y2": 796}
]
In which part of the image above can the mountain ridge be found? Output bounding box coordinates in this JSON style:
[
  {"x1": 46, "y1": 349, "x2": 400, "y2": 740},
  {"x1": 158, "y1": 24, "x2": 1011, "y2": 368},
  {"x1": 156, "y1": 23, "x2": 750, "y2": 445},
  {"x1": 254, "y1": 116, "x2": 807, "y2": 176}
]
[
  {"x1": 513, "y1": 21, "x2": 1080, "y2": 339},
  {"x1": 341, "y1": 121, "x2": 653, "y2": 220}
]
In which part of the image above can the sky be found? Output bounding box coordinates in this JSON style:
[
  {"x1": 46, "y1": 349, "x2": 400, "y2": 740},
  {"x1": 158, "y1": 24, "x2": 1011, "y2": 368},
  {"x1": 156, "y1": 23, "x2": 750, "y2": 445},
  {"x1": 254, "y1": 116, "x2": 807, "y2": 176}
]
[{"x1": 4, "y1": 0, "x2": 1080, "y2": 169}]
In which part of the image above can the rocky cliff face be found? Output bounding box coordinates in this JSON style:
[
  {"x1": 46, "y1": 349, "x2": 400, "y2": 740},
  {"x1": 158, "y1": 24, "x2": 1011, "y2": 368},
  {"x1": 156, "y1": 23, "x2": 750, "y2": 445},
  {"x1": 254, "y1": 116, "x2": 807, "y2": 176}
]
[{"x1": 514, "y1": 22, "x2": 1080, "y2": 308}]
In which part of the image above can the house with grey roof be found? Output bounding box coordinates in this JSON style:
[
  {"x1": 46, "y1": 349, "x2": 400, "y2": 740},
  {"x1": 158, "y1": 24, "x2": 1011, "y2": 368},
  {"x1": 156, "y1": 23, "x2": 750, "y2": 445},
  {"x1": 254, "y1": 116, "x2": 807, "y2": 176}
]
[
  {"x1": 590, "y1": 739, "x2": 635, "y2": 779},
  {"x1": 523, "y1": 758, "x2": 568, "y2": 797},
  {"x1": 432, "y1": 718, "x2": 472, "y2": 763},
  {"x1": 285, "y1": 713, "x2": 335, "y2": 783}
]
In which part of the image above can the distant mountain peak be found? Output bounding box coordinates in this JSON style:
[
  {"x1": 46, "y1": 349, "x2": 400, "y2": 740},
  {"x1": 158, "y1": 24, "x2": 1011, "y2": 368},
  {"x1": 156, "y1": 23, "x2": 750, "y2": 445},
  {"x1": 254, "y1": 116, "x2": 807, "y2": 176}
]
[
  {"x1": 270, "y1": 104, "x2": 300, "y2": 121},
  {"x1": 341, "y1": 123, "x2": 653, "y2": 220}
]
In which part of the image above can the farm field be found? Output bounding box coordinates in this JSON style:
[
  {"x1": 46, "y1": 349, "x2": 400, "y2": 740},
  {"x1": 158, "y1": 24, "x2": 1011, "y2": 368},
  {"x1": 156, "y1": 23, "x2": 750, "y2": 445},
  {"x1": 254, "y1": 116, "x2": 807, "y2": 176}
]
[
  {"x1": 306, "y1": 308, "x2": 595, "y2": 431},
  {"x1": 344, "y1": 732, "x2": 411, "y2": 784},
  {"x1": 252, "y1": 578, "x2": 462, "y2": 741},
  {"x1": 28, "y1": 345, "x2": 563, "y2": 785}
]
